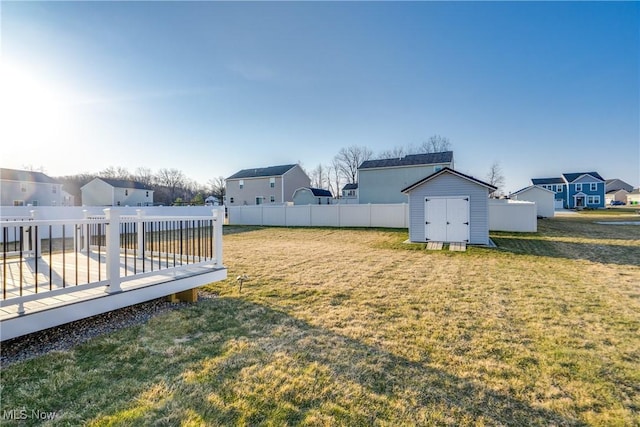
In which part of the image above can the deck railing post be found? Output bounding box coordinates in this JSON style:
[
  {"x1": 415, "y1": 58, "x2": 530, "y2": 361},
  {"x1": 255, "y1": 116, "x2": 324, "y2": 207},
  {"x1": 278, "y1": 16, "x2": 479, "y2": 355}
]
[
  {"x1": 81, "y1": 210, "x2": 89, "y2": 254},
  {"x1": 213, "y1": 208, "x2": 223, "y2": 268},
  {"x1": 29, "y1": 210, "x2": 41, "y2": 258},
  {"x1": 136, "y1": 209, "x2": 145, "y2": 260},
  {"x1": 104, "y1": 208, "x2": 122, "y2": 293}
]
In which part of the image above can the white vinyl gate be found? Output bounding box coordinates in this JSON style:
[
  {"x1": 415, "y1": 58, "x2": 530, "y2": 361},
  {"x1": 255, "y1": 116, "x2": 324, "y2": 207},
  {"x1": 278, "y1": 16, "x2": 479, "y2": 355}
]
[{"x1": 425, "y1": 196, "x2": 470, "y2": 242}]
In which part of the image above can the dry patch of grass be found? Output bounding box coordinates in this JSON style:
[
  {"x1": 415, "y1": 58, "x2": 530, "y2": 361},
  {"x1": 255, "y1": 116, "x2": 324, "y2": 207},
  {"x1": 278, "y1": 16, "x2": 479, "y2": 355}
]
[{"x1": 1, "y1": 217, "x2": 639, "y2": 425}]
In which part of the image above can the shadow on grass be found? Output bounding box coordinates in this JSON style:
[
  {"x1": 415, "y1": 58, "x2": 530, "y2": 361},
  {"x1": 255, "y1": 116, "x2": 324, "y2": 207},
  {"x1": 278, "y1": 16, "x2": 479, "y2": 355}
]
[
  {"x1": 491, "y1": 235, "x2": 640, "y2": 267},
  {"x1": 1, "y1": 297, "x2": 588, "y2": 426}
]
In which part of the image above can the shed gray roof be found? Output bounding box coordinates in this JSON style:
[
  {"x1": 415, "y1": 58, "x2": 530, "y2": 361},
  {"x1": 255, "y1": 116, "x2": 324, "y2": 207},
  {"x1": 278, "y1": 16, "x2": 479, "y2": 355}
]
[
  {"x1": 401, "y1": 167, "x2": 497, "y2": 193},
  {"x1": 562, "y1": 172, "x2": 604, "y2": 182},
  {"x1": 359, "y1": 151, "x2": 453, "y2": 170},
  {"x1": 228, "y1": 164, "x2": 297, "y2": 180},
  {"x1": 531, "y1": 177, "x2": 564, "y2": 185},
  {"x1": 1, "y1": 168, "x2": 59, "y2": 184},
  {"x1": 342, "y1": 183, "x2": 358, "y2": 190},
  {"x1": 98, "y1": 178, "x2": 154, "y2": 190},
  {"x1": 308, "y1": 188, "x2": 333, "y2": 197}
]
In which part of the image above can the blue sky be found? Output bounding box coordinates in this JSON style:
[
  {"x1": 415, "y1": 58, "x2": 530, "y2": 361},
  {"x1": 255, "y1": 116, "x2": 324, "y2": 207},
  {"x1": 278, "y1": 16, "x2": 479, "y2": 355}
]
[{"x1": 1, "y1": 1, "x2": 638, "y2": 193}]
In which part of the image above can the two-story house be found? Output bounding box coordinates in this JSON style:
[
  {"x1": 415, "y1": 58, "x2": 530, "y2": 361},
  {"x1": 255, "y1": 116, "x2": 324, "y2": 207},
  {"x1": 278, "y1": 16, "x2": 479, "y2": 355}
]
[
  {"x1": 532, "y1": 172, "x2": 605, "y2": 209},
  {"x1": 357, "y1": 151, "x2": 454, "y2": 204},
  {"x1": 0, "y1": 168, "x2": 72, "y2": 206},
  {"x1": 81, "y1": 178, "x2": 154, "y2": 206},
  {"x1": 605, "y1": 179, "x2": 634, "y2": 205},
  {"x1": 226, "y1": 164, "x2": 311, "y2": 206}
]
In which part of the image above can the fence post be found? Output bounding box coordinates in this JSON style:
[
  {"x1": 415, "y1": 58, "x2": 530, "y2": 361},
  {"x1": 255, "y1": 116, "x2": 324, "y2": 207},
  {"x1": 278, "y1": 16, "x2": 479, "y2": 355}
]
[
  {"x1": 136, "y1": 209, "x2": 145, "y2": 259},
  {"x1": 104, "y1": 208, "x2": 122, "y2": 293},
  {"x1": 213, "y1": 208, "x2": 223, "y2": 268}
]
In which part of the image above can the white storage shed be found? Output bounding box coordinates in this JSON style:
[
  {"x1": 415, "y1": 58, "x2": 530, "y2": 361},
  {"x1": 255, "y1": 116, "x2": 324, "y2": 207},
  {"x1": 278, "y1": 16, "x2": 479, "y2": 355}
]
[
  {"x1": 510, "y1": 185, "x2": 555, "y2": 218},
  {"x1": 401, "y1": 168, "x2": 497, "y2": 245}
]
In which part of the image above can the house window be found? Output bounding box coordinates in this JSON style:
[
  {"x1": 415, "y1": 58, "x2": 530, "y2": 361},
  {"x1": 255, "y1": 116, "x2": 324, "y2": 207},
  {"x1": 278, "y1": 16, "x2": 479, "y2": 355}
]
[
  {"x1": 256, "y1": 197, "x2": 262, "y2": 205},
  {"x1": 557, "y1": 185, "x2": 563, "y2": 193},
  {"x1": 230, "y1": 197, "x2": 234, "y2": 204},
  {"x1": 434, "y1": 165, "x2": 443, "y2": 172},
  {"x1": 270, "y1": 178, "x2": 275, "y2": 188},
  {"x1": 125, "y1": 189, "x2": 129, "y2": 196},
  {"x1": 13, "y1": 200, "x2": 24, "y2": 206},
  {"x1": 590, "y1": 183, "x2": 597, "y2": 191},
  {"x1": 52, "y1": 185, "x2": 57, "y2": 194},
  {"x1": 146, "y1": 191, "x2": 149, "y2": 197},
  {"x1": 21, "y1": 184, "x2": 27, "y2": 192},
  {"x1": 239, "y1": 180, "x2": 244, "y2": 189},
  {"x1": 31, "y1": 200, "x2": 38, "y2": 206},
  {"x1": 117, "y1": 201, "x2": 121, "y2": 206},
  {"x1": 587, "y1": 195, "x2": 600, "y2": 205},
  {"x1": 270, "y1": 195, "x2": 275, "y2": 203},
  {"x1": 575, "y1": 183, "x2": 582, "y2": 192}
]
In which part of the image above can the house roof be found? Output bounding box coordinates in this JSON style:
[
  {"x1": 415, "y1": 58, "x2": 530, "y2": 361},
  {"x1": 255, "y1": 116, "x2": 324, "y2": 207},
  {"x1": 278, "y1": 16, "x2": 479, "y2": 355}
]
[
  {"x1": 342, "y1": 183, "x2": 358, "y2": 191},
  {"x1": 401, "y1": 167, "x2": 497, "y2": 194},
  {"x1": 98, "y1": 178, "x2": 154, "y2": 190},
  {"x1": 0, "y1": 168, "x2": 59, "y2": 184},
  {"x1": 531, "y1": 177, "x2": 564, "y2": 185},
  {"x1": 511, "y1": 185, "x2": 555, "y2": 196},
  {"x1": 359, "y1": 151, "x2": 453, "y2": 170},
  {"x1": 227, "y1": 164, "x2": 297, "y2": 180},
  {"x1": 562, "y1": 172, "x2": 604, "y2": 182}
]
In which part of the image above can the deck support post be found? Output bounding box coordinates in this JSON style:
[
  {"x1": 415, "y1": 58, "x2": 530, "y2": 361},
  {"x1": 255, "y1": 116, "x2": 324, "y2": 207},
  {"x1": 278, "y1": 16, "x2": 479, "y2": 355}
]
[
  {"x1": 29, "y1": 210, "x2": 41, "y2": 258},
  {"x1": 136, "y1": 209, "x2": 145, "y2": 260},
  {"x1": 104, "y1": 209, "x2": 122, "y2": 293}
]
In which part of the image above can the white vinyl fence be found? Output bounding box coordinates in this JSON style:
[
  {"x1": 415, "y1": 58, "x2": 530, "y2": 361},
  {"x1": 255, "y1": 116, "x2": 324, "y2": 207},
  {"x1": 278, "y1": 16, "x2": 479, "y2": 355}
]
[
  {"x1": 488, "y1": 200, "x2": 537, "y2": 232},
  {"x1": 229, "y1": 201, "x2": 538, "y2": 232},
  {"x1": 228, "y1": 204, "x2": 410, "y2": 228}
]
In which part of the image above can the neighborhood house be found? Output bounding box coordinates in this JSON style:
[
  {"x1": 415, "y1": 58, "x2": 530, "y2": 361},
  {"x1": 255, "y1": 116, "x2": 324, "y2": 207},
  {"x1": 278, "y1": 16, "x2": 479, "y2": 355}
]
[
  {"x1": 532, "y1": 172, "x2": 605, "y2": 209},
  {"x1": 0, "y1": 168, "x2": 74, "y2": 207},
  {"x1": 357, "y1": 151, "x2": 454, "y2": 204},
  {"x1": 226, "y1": 164, "x2": 311, "y2": 206},
  {"x1": 81, "y1": 178, "x2": 154, "y2": 206}
]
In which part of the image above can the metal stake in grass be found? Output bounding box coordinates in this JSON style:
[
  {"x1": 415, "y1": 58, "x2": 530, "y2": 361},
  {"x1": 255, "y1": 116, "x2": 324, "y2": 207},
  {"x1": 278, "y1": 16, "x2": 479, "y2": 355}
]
[{"x1": 236, "y1": 274, "x2": 249, "y2": 293}]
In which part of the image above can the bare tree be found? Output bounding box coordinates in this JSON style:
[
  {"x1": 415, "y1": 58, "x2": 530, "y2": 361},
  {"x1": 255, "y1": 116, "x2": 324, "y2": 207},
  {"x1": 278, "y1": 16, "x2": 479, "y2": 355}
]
[
  {"x1": 334, "y1": 145, "x2": 373, "y2": 184},
  {"x1": 134, "y1": 167, "x2": 155, "y2": 186},
  {"x1": 486, "y1": 161, "x2": 505, "y2": 197},
  {"x1": 99, "y1": 166, "x2": 131, "y2": 180},
  {"x1": 417, "y1": 135, "x2": 452, "y2": 153},
  {"x1": 156, "y1": 168, "x2": 186, "y2": 203},
  {"x1": 327, "y1": 159, "x2": 343, "y2": 198},
  {"x1": 208, "y1": 176, "x2": 226, "y2": 202},
  {"x1": 310, "y1": 163, "x2": 328, "y2": 189},
  {"x1": 377, "y1": 145, "x2": 406, "y2": 159}
]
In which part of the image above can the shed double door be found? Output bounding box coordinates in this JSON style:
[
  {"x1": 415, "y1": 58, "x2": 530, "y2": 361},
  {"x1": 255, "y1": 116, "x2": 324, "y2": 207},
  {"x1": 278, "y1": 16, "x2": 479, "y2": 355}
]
[{"x1": 425, "y1": 196, "x2": 470, "y2": 242}]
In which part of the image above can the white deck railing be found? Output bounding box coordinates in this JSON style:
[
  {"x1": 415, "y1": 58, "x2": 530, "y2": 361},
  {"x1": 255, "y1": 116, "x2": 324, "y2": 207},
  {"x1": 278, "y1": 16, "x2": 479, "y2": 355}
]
[{"x1": 0, "y1": 207, "x2": 224, "y2": 314}]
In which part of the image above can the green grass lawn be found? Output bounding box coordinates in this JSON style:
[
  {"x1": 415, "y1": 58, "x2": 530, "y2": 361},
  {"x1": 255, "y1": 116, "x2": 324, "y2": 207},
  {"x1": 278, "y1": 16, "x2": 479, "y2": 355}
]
[{"x1": 1, "y1": 212, "x2": 639, "y2": 426}]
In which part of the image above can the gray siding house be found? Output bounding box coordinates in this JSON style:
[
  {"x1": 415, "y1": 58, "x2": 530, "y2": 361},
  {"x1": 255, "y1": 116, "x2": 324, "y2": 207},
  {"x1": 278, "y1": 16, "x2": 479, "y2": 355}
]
[
  {"x1": 358, "y1": 151, "x2": 454, "y2": 204},
  {"x1": 0, "y1": 168, "x2": 71, "y2": 206},
  {"x1": 292, "y1": 187, "x2": 333, "y2": 205},
  {"x1": 402, "y1": 167, "x2": 496, "y2": 245},
  {"x1": 81, "y1": 178, "x2": 154, "y2": 206},
  {"x1": 226, "y1": 164, "x2": 310, "y2": 206}
]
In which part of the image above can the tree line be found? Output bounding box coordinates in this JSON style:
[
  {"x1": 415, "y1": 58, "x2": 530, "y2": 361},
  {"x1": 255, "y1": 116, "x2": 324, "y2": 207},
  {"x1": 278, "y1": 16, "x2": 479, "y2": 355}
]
[{"x1": 55, "y1": 166, "x2": 226, "y2": 206}]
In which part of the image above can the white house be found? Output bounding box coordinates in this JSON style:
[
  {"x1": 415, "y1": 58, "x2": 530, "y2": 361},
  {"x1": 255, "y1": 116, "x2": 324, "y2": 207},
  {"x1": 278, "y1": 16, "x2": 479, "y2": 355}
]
[
  {"x1": 510, "y1": 185, "x2": 555, "y2": 218},
  {"x1": 627, "y1": 189, "x2": 640, "y2": 206},
  {"x1": 81, "y1": 178, "x2": 154, "y2": 206},
  {"x1": 292, "y1": 187, "x2": 333, "y2": 205},
  {"x1": 0, "y1": 168, "x2": 70, "y2": 206},
  {"x1": 402, "y1": 167, "x2": 496, "y2": 245},
  {"x1": 358, "y1": 151, "x2": 454, "y2": 204},
  {"x1": 226, "y1": 164, "x2": 310, "y2": 206}
]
